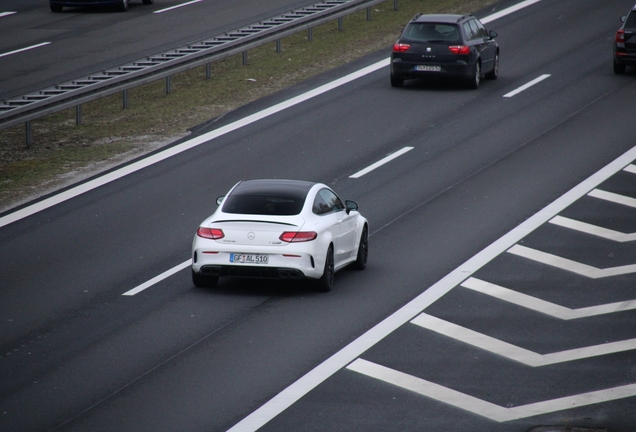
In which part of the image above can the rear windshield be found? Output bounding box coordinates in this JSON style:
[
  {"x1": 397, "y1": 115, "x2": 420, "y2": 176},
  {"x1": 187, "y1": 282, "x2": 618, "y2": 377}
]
[
  {"x1": 403, "y1": 23, "x2": 460, "y2": 43},
  {"x1": 222, "y1": 194, "x2": 305, "y2": 216}
]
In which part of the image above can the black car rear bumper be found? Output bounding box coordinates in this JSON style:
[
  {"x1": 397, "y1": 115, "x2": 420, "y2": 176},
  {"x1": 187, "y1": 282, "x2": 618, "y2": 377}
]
[{"x1": 390, "y1": 58, "x2": 474, "y2": 80}]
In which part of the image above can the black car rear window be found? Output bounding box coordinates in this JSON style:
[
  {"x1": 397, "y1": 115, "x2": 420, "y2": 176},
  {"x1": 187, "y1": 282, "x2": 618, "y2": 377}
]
[
  {"x1": 222, "y1": 194, "x2": 305, "y2": 215},
  {"x1": 403, "y1": 23, "x2": 460, "y2": 42}
]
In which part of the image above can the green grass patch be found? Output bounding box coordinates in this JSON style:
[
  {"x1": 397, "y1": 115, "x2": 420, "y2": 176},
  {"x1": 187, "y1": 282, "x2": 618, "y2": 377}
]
[{"x1": 0, "y1": 0, "x2": 497, "y2": 210}]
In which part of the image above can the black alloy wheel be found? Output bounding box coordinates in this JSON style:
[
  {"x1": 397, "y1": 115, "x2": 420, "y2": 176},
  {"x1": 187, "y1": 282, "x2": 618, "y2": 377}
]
[
  {"x1": 351, "y1": 226, "x2": 368, "y2": 270},
  {"x1": 316, "y1": 245, "x2": 335, "y2": 292},
  {"x1": 468, "y1": 61, "x2": 480, "y2": 89}
]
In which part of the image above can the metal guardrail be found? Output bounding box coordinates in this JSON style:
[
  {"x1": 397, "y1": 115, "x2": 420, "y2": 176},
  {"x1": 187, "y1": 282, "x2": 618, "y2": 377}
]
[{"x1": 1, "y1": 0, "x2": 394, "y2": 143}]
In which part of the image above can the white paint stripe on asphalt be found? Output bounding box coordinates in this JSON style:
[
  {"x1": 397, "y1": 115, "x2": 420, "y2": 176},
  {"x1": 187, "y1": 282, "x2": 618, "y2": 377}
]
[
  {"x1": 0, "y1": 58, "x2": 389, "y2": 230},
  {"x1": 226, "y1": 136, "x2": 636, "y2": 431},
  {"x1": 0, "y1": 11, "x2": 17, "y2": 18},
  {"x1": 347, "y1": 358, "x2": 636, "y2": 423},
  {"x1": 624, "y1": 164, "x2": 636, "y2": 174},
  {"x1": 480, "y1": 0, "x2": 542, "y2": 24},
  {"x1": 503, "y1": 74, "x2": 551, "y2": 98},
  {"x1": 461, "y1": 277, "x2": 636, "y2": 319},
  {"x1": 588, "y1": 189, "x2": 636, "y2": 208},
  {"x1": 411, "y1": 313, "x2": 636, "y2": 366},
  {"x1": 349, "y1": 147, "x2": 413, "y2": 178},
  {"x1": 508, "y1": 244, "x2": 636, "y2": 278},
  {"x1": 122, "y1": 260, "x2": 190, "y2": 296},
  {"x1": 154, "y1": 0, "x2": 202, "y2": 14},
  {"x1": 0, "y1": 42, "x2": 50, "y2": 59},
  {"x1": 550, "y1": 215, "x2": 636, "y2": 242}
]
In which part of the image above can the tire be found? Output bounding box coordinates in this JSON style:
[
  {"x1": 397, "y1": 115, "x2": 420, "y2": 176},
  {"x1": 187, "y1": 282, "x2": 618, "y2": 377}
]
[
  {"x1": 351, "y1": 226, "x2": 368, "y2": 270},
  {"x1": 485, "y1": 52, "x2": 499, "y2": 80},
  {"x1": 467, "y1": 61, "x2": 480, "y2": 89},
  {"x1": 50, "y1": 3, "x2": 63, "y2": 11},
  {"x1": 118, "y1": 0, "x2": 128, "y2": 11},
  {"x1": 390, "y1": 73, "x2": 404, "y2": 88},
  {"x1": 192, "y1": 269, "x2": 218, "y2": 288},
  {"x1": 614, "y1": 59, "x2": 626, "y2": 74},
  {"x1": 315, "y1": 245, "x2": 334, "y2": 292}
]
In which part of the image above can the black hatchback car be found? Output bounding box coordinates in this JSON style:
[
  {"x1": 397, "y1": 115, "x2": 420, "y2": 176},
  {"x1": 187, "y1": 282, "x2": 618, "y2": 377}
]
[
  {"x1": 390, "y1": 13, "x2": 499, "y2": 89},
  {"x1": 614, "y1": 4, "x2": 636, "y2": 74}
]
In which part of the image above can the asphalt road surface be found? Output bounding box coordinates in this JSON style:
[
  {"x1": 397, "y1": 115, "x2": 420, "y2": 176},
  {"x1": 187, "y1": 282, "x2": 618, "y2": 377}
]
[
  {"x1": 0, "y1": 0, "x2": 320, "y2": 100},
  {"x1": 1, "y1": 0, "x2": 636, "y2": 431}
]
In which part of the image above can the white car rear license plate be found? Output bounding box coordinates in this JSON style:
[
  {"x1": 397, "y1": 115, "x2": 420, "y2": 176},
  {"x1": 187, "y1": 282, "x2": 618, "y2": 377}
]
[
  {"x1": 230, "y1": 253, "x2": 269, "y2": 264},
  {"x1": 416, "y1": 65, "x2": 441, "y2": 72}
]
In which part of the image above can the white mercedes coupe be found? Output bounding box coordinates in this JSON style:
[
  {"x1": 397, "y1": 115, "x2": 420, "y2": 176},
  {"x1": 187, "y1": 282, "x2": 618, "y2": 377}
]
[{"x1": 191, "y1": 179, "x2": 368, "y2": 291}]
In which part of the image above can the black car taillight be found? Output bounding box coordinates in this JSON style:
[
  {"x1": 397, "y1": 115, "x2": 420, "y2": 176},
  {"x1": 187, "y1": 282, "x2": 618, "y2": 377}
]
[
  {"x1": 616, "y1": 29, "x2": 625, "y2": 43},
  {"x1": 393, "y1": 43, "x2": 411, "y2": 53}
]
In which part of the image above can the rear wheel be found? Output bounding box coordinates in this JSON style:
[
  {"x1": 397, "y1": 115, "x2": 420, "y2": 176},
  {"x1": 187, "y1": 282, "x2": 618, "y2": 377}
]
[
  {"x1": 485, "y1": 52, "x2": 499, "y2": 80},
  {"x1": 351, "y1": 226, "x2": 368, "y2": 270},
  {"x1": 614, "y1": 59, "x2": 626, "y2": 74},
  {"x1": 467, "y1": 61, "x2": 480, "y2": 89},
  {"x1": 118, "y1": 0, "x2": 128, "y2": 11},
  {"x1": 192, "y1": 269, "x2": 218, "y2": 288},
  {"x1": 390, "y1": 73, "x2": 404, "y2": 88},
  {"x1": 315, "y1": 245, "x2": 334, "y2": 292}
]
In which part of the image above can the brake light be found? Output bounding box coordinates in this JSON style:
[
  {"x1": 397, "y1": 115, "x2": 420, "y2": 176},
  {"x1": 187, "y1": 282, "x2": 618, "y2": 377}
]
[
  {"x1": 197, "y1": 227, "x2": 224, "y2": 239},
  {"x1": 393, "y1": 43, "x2": 411, "y2": 53},
  {"x1": 280, "y1": 231, "x2": 318, "y2": 242},
  {"x1": 448, "y1": 45, "x2": 470, "y2": 55},
  {"x1": 617, "y1": 29, "x2": 625, "y2": 43}
]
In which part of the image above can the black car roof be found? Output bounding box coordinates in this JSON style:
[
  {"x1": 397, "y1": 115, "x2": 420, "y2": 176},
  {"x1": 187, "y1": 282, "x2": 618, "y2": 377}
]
[
  {"x1": 411, "y1": 13, "x2": 473, "y2": 24},
  {"x1": 232, "y1": 179, "x2": 316, "y2": 198}
]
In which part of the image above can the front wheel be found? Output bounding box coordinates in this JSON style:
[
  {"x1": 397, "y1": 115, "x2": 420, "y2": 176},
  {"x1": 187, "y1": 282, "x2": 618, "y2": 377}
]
[{"x1": 315, "y1": 245, "x2": 334, "y2": 292}]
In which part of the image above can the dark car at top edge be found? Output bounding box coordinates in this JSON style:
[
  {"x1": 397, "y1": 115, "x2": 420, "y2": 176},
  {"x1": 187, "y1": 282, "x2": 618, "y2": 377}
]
[
  {"x1": 50, "y1": 0, "x2": 153, "y2": 12},
  {"x1": 614, "y1": 3, "x2": 636, "y2": 74},
  {"x1": 390, "y1": 13, "x2": 499, "y2": 89}
]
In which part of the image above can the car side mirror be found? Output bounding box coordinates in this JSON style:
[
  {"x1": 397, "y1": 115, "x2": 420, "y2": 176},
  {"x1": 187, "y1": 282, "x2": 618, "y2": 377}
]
[
  {"x1": 216, "y1": 196, "x2": 224, "y2": 206},
  {"x1": 345, "y1": 200, "x2": 358, "y2": 214},
  {"x1": 489, "y1": 30, "x2": 498, "y2": 39},
  {"x1": 621, "y1": 15, "x2": 627, "y2": 23}
]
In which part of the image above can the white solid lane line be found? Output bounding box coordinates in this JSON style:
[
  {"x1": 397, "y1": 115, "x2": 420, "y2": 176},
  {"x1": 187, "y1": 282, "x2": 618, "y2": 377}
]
[
  {"x1": 349, "y1": 147, "x2": 414, "y2": 179},
  {"x1": 0, "y1": 42, "x2": 50, "y2": 59},
  {"x1": 0, "y1": 11, "x2": 17, "y2": 18},
  {"x1": 503, "y1": 74, "x2": 551, "y2": 98},
  {"x1": 154, "y1": 0, "x2": 202, "y2": 14},
  {"x1": 0, "y1": 57, "x2": 389, "y2": 230},
  {"x1": 122, "y1": 260, "x2": 191, "y2": 296}
]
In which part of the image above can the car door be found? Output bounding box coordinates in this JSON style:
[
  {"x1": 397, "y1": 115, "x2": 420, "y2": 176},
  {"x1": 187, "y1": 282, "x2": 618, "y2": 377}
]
[
  {"x1": 312, "y1": 189, "x2": 356, "y2": 266},
  {"x1": 469, "y1": 18, "x2": 496, "y2": 71}
]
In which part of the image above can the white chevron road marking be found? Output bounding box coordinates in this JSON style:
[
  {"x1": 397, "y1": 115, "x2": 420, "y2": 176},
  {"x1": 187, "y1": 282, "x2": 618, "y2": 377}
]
[
  {"x1": 507, "y1": 244, "x2": 636, "y2": 278},
  {"x1": 588, "y1": 189, "x2": 636, "y2": 208},
  {"x1": 347, "y1": 358, "x2": 636, "y2": 423},
  {"x1": 549, "y1": 215, "x2": 636, "y2": 242},
  {"x1": 622, "y1": 164, "x2": 636, "y2": 174},
  {"x1": 410, "y1": 313, "x2": 636, "y2": 366},
  {"x1": 461, "y1": 277, "x2": 636, "y2": 319}
]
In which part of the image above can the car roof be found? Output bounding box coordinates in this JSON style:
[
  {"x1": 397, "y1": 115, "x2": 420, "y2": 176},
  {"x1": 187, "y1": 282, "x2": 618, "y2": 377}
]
[
  {"x1": 231, "y1": 179, "x2": 317, "y2": 198},
  {"x1": 411, "y1": 13, "x2": 472, "y2": 24}
]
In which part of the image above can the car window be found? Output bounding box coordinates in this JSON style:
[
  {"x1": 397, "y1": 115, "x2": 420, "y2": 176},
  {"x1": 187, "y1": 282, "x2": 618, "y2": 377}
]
[
  {"x1": 462, "y1": 22, "x2": 474, "y2": 40},
  {"x1": 626, "y1": 11, "x2": 636, "y2": 28},
  {"x1": 222, "y1": 194, "x2": 304, "y2": 215},
  {"x1": 403, "y1": 23, "x2": 459, "y2": 42},
  {"x1": 471, "y1": 19, "x2": 489, "y2": 39},
  {"x1": 312, "y1": 189, "x2": 344, "y2": 215}
]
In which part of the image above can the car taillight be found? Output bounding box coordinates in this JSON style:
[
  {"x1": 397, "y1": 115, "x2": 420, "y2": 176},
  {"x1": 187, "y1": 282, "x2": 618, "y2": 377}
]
[
  {"x1": 393, "y1": 43, "x2": 411, "y2": 53},
  {"x1": 280, "y1": 231, "x2": 318, "y2": 242},
  {"x1": 197, "y1": 227, "x2": 224, "y2": 239},
  {"x1": 616, "y1": 29, "x2": 625, "y2": 43},
  {"x1": 448, "y1": 45, "x2": 471, "y2": 55}
]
